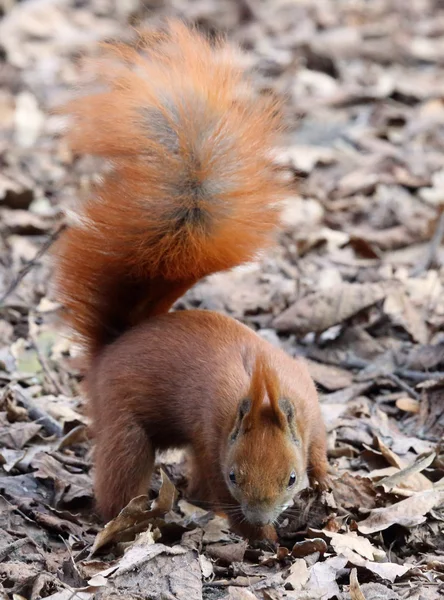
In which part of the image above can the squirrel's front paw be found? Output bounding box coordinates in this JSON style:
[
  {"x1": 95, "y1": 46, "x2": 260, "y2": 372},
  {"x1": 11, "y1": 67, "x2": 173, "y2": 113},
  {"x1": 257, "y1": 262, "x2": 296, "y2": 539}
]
[{"x1": 309, "y1": 473, "x2": 332, "y2": 493}]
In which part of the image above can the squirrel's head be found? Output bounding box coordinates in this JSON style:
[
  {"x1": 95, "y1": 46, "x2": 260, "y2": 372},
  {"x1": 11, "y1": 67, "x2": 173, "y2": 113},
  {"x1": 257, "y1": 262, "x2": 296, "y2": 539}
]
[{"x1": 224, "y1": 356, "x2": 306, "y2": 527}]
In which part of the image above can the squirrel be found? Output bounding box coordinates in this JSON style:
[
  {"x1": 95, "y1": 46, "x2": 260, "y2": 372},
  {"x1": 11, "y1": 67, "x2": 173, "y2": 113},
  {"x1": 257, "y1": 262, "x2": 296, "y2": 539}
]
[{"x1": 53, "y1": 20, "x2": 328, "y2": 542}]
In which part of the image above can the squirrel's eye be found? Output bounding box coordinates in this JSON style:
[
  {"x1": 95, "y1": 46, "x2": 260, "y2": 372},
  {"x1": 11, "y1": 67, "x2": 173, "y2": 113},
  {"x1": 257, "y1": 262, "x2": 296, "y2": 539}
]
[
  {"x1": 288, "y1": 471, "x2": 297, "y2": 488},
  {"x1": 229, "y1": 469, "x2": 237, "y2": 484}
]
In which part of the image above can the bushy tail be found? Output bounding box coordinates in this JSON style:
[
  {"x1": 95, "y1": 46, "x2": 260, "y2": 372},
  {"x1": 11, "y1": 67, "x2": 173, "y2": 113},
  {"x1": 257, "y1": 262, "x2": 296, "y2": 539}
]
[{"x1": 53, "y1": 20, "x2": 286, "y2": 357}]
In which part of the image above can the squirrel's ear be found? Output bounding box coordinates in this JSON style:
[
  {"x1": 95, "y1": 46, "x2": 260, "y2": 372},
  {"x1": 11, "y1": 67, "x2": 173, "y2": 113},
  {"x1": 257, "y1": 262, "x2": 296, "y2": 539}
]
[
  {"x1": 243, "y1": 355, "x2": 266, "y2": 428},
  {"x1": 229, "y1": 397, "x2": 251, "y2": 441},
  {"x1": 229, "y1": 356, "x2": 265, "y2": 440},
  {"x1": 232, "y1": 355, "x2": 295, "y2": 437},
  {"x1": 262, "y1": 360, "x2": 287, "y2": 430},
  {"x1": 262, "y1": 361, "x2": 299, "y2": 436}
]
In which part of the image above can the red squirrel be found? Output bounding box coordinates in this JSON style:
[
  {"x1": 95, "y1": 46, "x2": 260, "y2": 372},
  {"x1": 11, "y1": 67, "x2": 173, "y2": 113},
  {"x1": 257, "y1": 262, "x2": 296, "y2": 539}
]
[{"x1": 53, "y1": 21, "x2": 328, "y2": 542}]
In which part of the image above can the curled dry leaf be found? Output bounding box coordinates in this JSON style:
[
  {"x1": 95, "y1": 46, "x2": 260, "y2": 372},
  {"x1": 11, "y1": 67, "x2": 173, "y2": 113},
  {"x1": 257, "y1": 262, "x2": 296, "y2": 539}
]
[
  {"x1": 396, "y1": 397, "x2": 420, "y2": 414},
  {"x1": 377, "y1": 452, "x2": 436, "y2": 493},
  {"x1": 89, "y1": 532, "x2": 202, "y2": 600},
  {"x1": 358, "y1": 489, "x2": 444, "y2": 534},
  {"x1": 376, "y1": 438, "x2": 433, "y2": 493},
  {"x1": 206, "y1": 540, "x2": 248, "y2": 564},
  {"x1": 349, "y1": 568, "x2": 366, "y2": 600},
  {"x1": 274, "y1": 282, "x2": 392, "y2": 335},
  {"x1": 284, "y1": 558, "x2": 309, "y2": 591},
  {"x1": 32, "y1": 452, "x2": 92, "y2": 505},
  {"x1": 322, "y1": 530, "x2": 385, "y2": 561},
  {"x1": 383, "y1": 289, "x2": 428, "y2": 345},
  {"x1": 199, "y1": 554, "x2": 214, "y2": 579},
  {"x1": 338, "y1": 547, "x2": 411, "y2": 583},
  {"x1": 90, "y1": 469, "x2": 177, "y2": 555},
  {"x1": 303, "y1": 555, "x2": 348, "y2": 600},
  {"x1": 202, "y1": 516, "x2": 232, "y2": 544},
  {"x1": 291, "y1": 538, "x2": 328, "y2": 558},
  {"x1": 305, "y1": 359, "x2": 353, "y2": 391},
  {"x1": 0, "y1": 421, "x2": 41, "y2": 450},
  {"x1": 226, "y1": 588, "x2": 259, "y2": 600}
]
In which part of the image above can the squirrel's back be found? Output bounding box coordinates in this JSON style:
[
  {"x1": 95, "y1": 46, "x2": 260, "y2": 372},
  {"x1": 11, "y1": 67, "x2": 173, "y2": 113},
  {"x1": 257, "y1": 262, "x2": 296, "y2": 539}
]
[{"x1": 53, "y1": 21, "x2": 287, "y2": 357}]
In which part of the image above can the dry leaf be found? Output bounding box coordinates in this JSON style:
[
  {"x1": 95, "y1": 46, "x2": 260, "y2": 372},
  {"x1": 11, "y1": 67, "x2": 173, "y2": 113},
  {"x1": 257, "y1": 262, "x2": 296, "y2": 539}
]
[
  {"x1": 376, "y1": 439, "x2": 433, "y2": 493},
  {"x1": 32, "y1": 452, "x2": 92, "y2": 505},
  {"x1": 90, "y1": 469, "x2": 176, "y2": 554},
  {"x1": 349, "y1": 568, "x2": 366, "y2": 600},
  {"x1": 285, "y1": 559, "x2": 309, "y2": 591},
  {"x1": 383, "y1": 289, "x2": 428, "y2": 344},
  {"x1": 396, "y1": 397, "x2": 420, "y2": 413},
  {"x1": 0, "y1": 422, "x2": 41, "y2": 450},
  {"x1": 304, "y1": 556, "x2": 348, "y2": 600},
  {"x1": 377, "y1": 452, "x2": 436, "y2": 493},
  {"x1": 206, "y1": 541, "x2": 247, "y2": 564},
  {"x1": 226, "y1": 588, "x2": 259, "y2": 600},
  {"x1": 202, "y1": 516, "x2": 232, "y2": 544},
  {"x1": 274, "y1": 282, "x2": 391, "y2": 335},
  {"x1": 338, "y1": 547, "x2": 411, "y2": 582},
  {"x1": 89, "y1": 533, "x2": 202, "y2": 600},
  {"x1": 323, "y1": 530, "x2": 385, "y2": 561},
  {"x1": 305, "y1": 359, "x2": 353, "y2": 391},
  {"x1": 291, "y1": 538, "x2": 328, "y2": 558},
  {"x1": 358, "y1": 489, "x2": 444, "y2": 534}
]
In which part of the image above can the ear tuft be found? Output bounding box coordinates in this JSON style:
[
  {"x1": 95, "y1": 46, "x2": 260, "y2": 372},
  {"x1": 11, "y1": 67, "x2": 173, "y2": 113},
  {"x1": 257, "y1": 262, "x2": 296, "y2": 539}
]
[
  {"x1": 262, "y1": 359, "x2": 280, "y2": 418},
  {"x1": 262, "y1": 359, "x2": 295, "y2": 431},
  {"x1": 240, "y1": 354, "x2": 293, "y2": 432},
  {"x1": 249, "y1": 354, "x2": 266, "y2": 417},
  {"x1": 246, "y1": 354, "x2": 284, "y2": 428}
]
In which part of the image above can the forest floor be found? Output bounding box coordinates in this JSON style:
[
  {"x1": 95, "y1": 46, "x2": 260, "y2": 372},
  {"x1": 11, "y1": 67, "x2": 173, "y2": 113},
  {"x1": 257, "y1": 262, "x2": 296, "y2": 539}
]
[{"x1": 0, "y1": 1, "x2": 444, "y2": 599}]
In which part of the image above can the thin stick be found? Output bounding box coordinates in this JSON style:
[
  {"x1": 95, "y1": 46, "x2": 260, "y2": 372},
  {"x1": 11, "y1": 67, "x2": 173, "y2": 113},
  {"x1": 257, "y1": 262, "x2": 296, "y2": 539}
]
[
  {"x1": 5, "y1": 384, "x2": 63, "y2": 437},
  {"x1": 332, "y1": 355, "x2": 444, "y2": 383},
  {"x1": 0, "y1": 223, "x2": 66, "y2": 306},
  {"x1": 387, "y1": 373, "x2": 421, "y2": 401}
]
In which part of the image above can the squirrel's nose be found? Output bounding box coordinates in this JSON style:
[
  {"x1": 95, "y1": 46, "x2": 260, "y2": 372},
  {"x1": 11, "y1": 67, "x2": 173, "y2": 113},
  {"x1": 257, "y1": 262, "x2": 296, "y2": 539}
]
[{"x1": 242, "y1": 505, "x2": 273, "y2": 526}]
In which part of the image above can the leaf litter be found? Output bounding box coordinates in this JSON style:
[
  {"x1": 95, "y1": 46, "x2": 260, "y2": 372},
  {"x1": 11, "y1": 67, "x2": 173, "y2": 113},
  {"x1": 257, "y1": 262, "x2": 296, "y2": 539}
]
[{"x1": 1, "y1": 0, "x2": 444, "y2": 599}]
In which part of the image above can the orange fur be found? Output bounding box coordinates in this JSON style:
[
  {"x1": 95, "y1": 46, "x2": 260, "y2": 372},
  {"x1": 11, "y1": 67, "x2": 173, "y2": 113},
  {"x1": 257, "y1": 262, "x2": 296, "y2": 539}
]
[
  {"x1": 52, "y1": 21, "x2": 328, "y2": 541},
  {"x1": 53, "y1": 21, "x2": 284, "y2": 357}
]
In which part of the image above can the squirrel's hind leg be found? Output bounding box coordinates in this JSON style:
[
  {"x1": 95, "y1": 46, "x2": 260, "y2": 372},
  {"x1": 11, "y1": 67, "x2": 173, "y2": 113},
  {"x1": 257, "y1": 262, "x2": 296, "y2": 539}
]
[{"x1": 93, "y1": 415, "x2": 154, "y2": 521}]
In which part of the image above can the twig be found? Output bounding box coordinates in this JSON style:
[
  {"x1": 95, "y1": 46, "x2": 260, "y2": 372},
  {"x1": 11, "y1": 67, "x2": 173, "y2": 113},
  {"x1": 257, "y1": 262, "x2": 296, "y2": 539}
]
[
  {"x1": 51, "y1": 450, "x2": 90, "y2": 469},
  {"x1": 411, "y1": 210, "x2": 444, "y2": 277},
  {"x1": 387, "y1": 373, "x2": 421, "y2": 401},
  {"x1": 394, "y1": 369, "x2": 444, "y2": 382},
  {"x1": 335, "y1": 355, "x2": 444, "y2": 383},
  {"x1": 0, "y1": 537, "x2": 29, "y2": 561},
  {"x1": 0, "y1": 223, "x2": 66, "y2": 306},
  {"x1": 5, "y1": 384, "x2": 63, "y2": 437}
]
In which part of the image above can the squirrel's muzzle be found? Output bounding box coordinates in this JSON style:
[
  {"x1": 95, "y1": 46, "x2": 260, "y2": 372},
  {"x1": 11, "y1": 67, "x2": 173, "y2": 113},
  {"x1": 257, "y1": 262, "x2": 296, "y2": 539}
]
[{"x1": 242, "y1": 504, "x2": 276, "y2": 526}]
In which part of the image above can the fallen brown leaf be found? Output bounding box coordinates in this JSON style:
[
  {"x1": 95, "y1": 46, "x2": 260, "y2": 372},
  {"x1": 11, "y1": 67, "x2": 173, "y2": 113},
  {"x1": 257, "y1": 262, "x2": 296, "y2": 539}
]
[
  {"x1": 206, "y1": 540, "x2": 247, "y2": 564},
  {"x1": 90, "y1": 469, "x2": 176, "y2": 555},
  {"x1": 32, "y1": 452, "x2": 92, "y2": 505},
  {"x1": 273, "y1": 282, "x2": 391, "y2": 335},
  {"x1": 323, "y1": 530, "x2": 385, "y2": 561},
  {"x1": 383, "y1": 288, "x2": 429, "y2": 344},
  {"x1": 358, "y1": 489, "x2": 444, "y2": 534},
  {"x1": 284, "y1": 559, "x2": 309, "y2": 591},
  {"x1": 89, "y1": 532, "x2": 202, "y2": 600},
  {"x1": 291, "y1": 538, "x2": 328, "y2": 558},
  {"x1": 0, "y1": 420, "x2": 41, "y2": 450}
]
